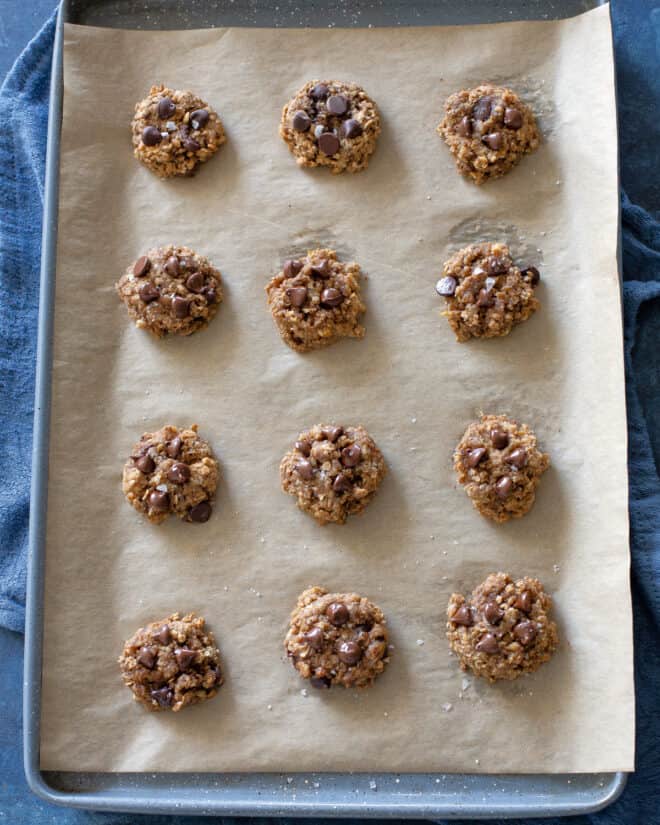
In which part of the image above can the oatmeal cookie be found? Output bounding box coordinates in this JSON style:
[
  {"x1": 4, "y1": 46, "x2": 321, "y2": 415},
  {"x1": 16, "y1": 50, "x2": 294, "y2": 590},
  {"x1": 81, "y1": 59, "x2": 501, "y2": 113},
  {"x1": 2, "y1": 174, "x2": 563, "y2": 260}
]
[
  {"x1": 436, "y1": 242, "x2": 539, "y2": 342},
  {"x1": 280, "y1": 424, "x2": 386, "y2": 525},
  {"x1": 119, "y1": 612, "x2": 223, "y2": 711},
  {"x1": 454, "y1": 415, "x2": 549, "y2": 523},
  {"x1": 438, "y1": 84, "x2": 540, "y2": 184},
  {"x1": 122, "y1": 424, "x2": 219, "y2": 525},
  {"x1": 132, "y1": 85, "x2": 225, "y2": 178},
  {"x1": 285, "y1": 586, "x2": 389, "y2": 688},
  {"x1": 279, "y1": 80, "x2": 381, "y2": 174},
  {"x1": 265, "y1": 249, "x2": 365, "y2": 352},
  {"x1": 116, "y1": 245, "x2": 223, "y2": 338},
  {"x1": 447, "y1": 572, "x2": 559, "y2": 682}
]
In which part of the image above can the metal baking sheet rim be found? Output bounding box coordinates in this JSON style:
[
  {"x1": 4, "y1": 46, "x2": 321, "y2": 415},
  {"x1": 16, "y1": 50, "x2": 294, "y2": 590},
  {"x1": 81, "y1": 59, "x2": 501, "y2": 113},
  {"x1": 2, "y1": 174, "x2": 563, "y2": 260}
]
[{"x1": 23, "y1": 0, "x2": 627, "y2": 817}]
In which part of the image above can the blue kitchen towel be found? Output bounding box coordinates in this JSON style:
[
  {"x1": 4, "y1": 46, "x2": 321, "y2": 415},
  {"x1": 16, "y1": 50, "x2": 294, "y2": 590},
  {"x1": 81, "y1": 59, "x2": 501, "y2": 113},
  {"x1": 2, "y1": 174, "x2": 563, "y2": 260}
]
[{"x1": 1, "y1": 2, "x2": 659, "y2": 824}]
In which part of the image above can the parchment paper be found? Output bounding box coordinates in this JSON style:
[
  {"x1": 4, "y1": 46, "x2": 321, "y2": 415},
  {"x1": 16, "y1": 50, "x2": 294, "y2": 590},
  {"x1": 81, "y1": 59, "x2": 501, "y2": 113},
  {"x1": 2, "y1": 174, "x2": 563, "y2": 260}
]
[{"x1": 40, "y1": 5, "x2": 635, "y2": 773}]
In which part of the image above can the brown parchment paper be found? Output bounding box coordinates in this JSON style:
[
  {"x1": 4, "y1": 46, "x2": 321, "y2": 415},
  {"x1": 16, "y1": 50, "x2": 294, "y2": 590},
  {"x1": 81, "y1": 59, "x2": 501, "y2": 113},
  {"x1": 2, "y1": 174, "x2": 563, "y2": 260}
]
[{"x1": 40, "y1": 4, "x2": 635, "y2": 773}]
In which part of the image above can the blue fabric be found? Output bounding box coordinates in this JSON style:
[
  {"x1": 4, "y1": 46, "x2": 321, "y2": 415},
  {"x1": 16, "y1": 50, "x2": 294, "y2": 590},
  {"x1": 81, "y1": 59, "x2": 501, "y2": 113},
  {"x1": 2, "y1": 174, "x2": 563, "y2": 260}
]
[{"x1": 1, "y1": 1, "x2": 659, "y2": 823}]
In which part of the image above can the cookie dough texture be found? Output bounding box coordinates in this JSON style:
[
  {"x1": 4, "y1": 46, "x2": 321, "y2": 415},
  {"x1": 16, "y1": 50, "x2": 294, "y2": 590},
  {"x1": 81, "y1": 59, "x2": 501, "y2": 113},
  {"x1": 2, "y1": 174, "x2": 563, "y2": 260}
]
[
  {"x1": 285, "y1": 586, "x2": 390, "y2": 688},
  {"x1": 116, "y1": 245, "x2": 223, "y2": 338},
  {"x1": 280, "y1": 80, "x2": 381, "y2": 174},
  {"x1": 122, "y1": 424, "x2": 219, "y2": 525},
  {"x1": 265, "y1": 249, "x2": 365, "y2": 352},
  {"x1": 119, "y1": 612, "x2": 224, "y2": 711},
  {"x1": 454, "y1": 415, "x2": 549, "y2": 523},
  {"x1": 447, "y1": 572, "x2": 559, "y2": 682},
  {"x1": 132, "y1": 84, "x2": 226, "y2": 178},
  {"x1": 280, "y1": 424, "x2": 386, "y2": 525},
  {"x1": 437, "y1": 242, "x2": 539, "y2": 342},
  {"x1": 438, "y1": 84, "x2": 540, "y2": 184}
]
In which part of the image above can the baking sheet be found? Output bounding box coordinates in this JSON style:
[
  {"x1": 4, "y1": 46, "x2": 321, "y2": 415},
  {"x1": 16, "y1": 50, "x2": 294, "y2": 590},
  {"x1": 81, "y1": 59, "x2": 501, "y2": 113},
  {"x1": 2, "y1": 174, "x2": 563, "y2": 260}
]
[{"x1": 40, "y1": 4, "x2": 634, "y2": 773}]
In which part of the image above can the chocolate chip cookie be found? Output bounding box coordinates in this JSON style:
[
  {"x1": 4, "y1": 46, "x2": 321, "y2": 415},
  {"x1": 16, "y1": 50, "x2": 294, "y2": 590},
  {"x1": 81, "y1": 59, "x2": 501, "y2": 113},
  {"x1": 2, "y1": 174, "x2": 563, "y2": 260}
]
[
  {"x1": 122, "y1": 424, "x2": 219, "y2": 525},
  {"x1": 119, "y1": 612, "x2": 224, "y2": 711},
  {"x1": 447, "y1": 572, "x2": 559, "y2": 682},
  {"x1": 454, "y1": 415, "x2": 549, "y2": 523},
  {"x1": 132, "y1": 85, "x2": 226, "y2": 178},
  {"x1": 279, "y1": 80, "x2": 381, "y2": 174},
  {"x1": 265, "y1": 249, "x2": 366, "y2": 352},
  {"x1": 436, "y1": 242, "x2": 540, "y2": 342},
  {"x1": 285, "y1": 586, "x2": 390, "y2": 689},
  {"x1": 116, "y1": 245, "x2": 222, "y2": 338},
  {"x1": 438, "y1": 85, "x2": 540, "y2": 184},
  {"x1": 280, "y1": 424, "x2": 386, "y2": 525}
]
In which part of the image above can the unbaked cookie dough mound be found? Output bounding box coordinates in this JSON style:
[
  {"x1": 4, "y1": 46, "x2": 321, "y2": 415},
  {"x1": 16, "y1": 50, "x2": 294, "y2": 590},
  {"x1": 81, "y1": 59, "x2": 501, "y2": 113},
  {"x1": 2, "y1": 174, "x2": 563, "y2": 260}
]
[
  {"x1": 447, "y1": 572, "x2": 559, "y2": 682},
  {"x1": 438, "y1": 84, "x2": 540, "y2": 184},
  {"x1": 122, "y1": 424, "x2": 219, "y2": 525},
  {"x1": 285, "y1": 586, "x2": 390, "y2": 688},
  {"x1": 132, "y1": 84, "x2": 226, "y2": 178},
  {"x1": 436, "y1": 242, "x2": 540, "y2": 342},
  {"x1": 265, "y1": 248, "x2": 366, "y2": 352},
  {"x1": 116, "y1": 245, "x2": 223, "y2": 338},
  {"x1": 280, "y1": 424, "x2": 386, "y2": 525},
  {"x1": 119, "y1": 612, "x2": 224, "y2": 711},
  {"x1": 279, "y1": 80, "x2": 381, "y2": 174},
  {"x1": 454, "y1": 414, "x2": 549, "y2": 523}
]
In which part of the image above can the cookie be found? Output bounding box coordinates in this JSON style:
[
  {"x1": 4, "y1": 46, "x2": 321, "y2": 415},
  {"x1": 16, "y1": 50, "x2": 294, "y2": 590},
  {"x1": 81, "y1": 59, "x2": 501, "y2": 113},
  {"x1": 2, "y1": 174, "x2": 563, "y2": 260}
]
[
  {"x1": 116, "y1": 245, "x2": 223, "y2": 338},
  {"x1": 438, "y1": 84, "x2": 540, "y2": 184},
  {"x1": 279, "y1": 80, "x2": 381, "y2": 174},
  {"x1": 280, "y1": 424, "x2": 386, "y2": 525},
  {"x1": 285, "y1": 586, "x2": 389, "y2": 689},
  {"x1": 454, "y1": 414, "x2": 549, "y2": 523},
  {"x1": 132, "y1": 85, "x2": 226, "y2": 178},
  {"x1": 265, "y1": 249, "x2": 366, "y2": 352},
  {"x1": 119, "y1": 612, "x2": 224, "y2": 711},
  {"x1": 436, "y1": 242, "x2": 540, "y2": 342},
  {"x1": 447, "y1": 572, "x2": 559, "y2": 682},
  {"x1": 122, "y1": 424, "x2": 219, "y2": 525}
]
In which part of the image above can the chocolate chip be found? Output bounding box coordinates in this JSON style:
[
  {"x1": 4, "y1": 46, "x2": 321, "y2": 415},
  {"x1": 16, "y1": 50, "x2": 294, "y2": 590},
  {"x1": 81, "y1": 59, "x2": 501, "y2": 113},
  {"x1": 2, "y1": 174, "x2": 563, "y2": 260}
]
[
  {"x1": 137, "y1": 646, "x2": 157, "y2": 669},
  {"x1": 521, "y1": 265, "x2": 540, "y2": 286},
  {"x1": 477, "y1": 288, "x2": 495, "y2": 308},
  {"x1": 326, "y1": 602, "x2": 349, "y2": 626},
  {"x1": 513, "y1": 620, "x2": 537, "y2": 646},
  {"x1": 175, "y1": 647, "x2": 196, "y2": 669},
  {"x1": 323, "y1": 426, "x2": 343, "y2": 442},
  {"x1": 164, "y1": 256, "x2": 180, "y2": 276},
  {"x1": 475, "y1": 633, "x2": 499, "y2": 654},
  {"x1": 150, "y1": 686, "x2": 173, "y2": 708},
  {"x1": 310, "y1": 83, "x2": 329, "y2": 100},
  {"x1": 310, "y1": 259, "x2": 331, "y2": 279},
  {"x1": 495, "y1": 475, "x2": 513, "y2": 499},
  {"x1": 295, "y1": 440, "x2": 311, "y2": 456},
  {"x1": 507, "y1": 448, "x2": 528, "y2": 469},
  {"x1": 142, "y1": 126, "x2": 162, "y2": 146},
  {"x1": 504, "y1": 107, "x2": 523, "y2": 129},
  {"x1": 183, "y1": 137, "x2": 201, "y2": 152},
  {"x1": 135, "y1": 454, "x2": 155, "y2": 474},
  {"x1": 515, "y1": 591, "x2": 533, "y2": 613},
  {"x1": 483, "y1": 132, "x2": 503, "y2": 151},
  {"x1": 168, "y1": 461, "x2": 191, "y2": 484},
  {"x1": 185, "y1": 272, "x2": 204, "y2": 293},
  {"x1": 490, "y1": 429, "x2": 510, "y2": 449},
  {"x1": 148, "y1": 489, "x2": 170, "y2": 512},
  {"x1": 342, "y1": 118, "x2": 363, "y2": 139},
  {"x1": 318, "y1": 132, "x2": 340, "y2": 156},
  {"x1": 451, "y1": 605, "x2": 473, "y2": 626},
  {"x1": 171, "y1": 296, "x2": 190, "y2": 318},
  {"x1": 211, "y1": 666, "x2": 223, "y2": 685},
  {"x1": 283, "y1": 259, "x2": 303, "y2": 278},
  {"x1": 154, "y1": 625, "x2": 171, "y2": 645},
  {"x1": 332, "y1": 473, "x2": 352, "y2": 494},
  {"x1": 321, "y1": 288, "x2": 343, "y2": 308},
  {"x1": 203, "y1": 287, "x2": 217, "y2": 305},
  {"x1": 310, "y1": 676, "x2": 331, "y2": 689},
  {"x1": 166, "y1": 437, "x2": 182, "y2": 458},
  {"x1": 286, "y1": 286, "x2": 308, "y2": 307},
  {"x1": 485, "y1": 255, "x2": 509, "y2": 275},
  {"x1": 326, "y1": 94, "x2": 348, "y2": 115},
  {"x1": 133, "y1": 256, "x2": 151, "y2": 277},
  {"x1": 139, "y1": 282, "x2": 160, "y2": 303},
  {"x1": 337, "y1": 640, "x2": 362, "y2": 665},
  {"x1": 435, "y1": 276, "x2": 457, "y2": 297},
  {"x1": 485, "y1": 277, "x2": 497, "y2": 291},
  {"x1": 189, "y1": 501, "x2": 212, "y2": 523},
  {"x1": 157, "y1": 96, "x2": 176, "y2": 119},
  {"x1": 303, "y1": 627, "x2": 324, "y2": 650},
  {"x1": 190, "y1": 108, "x2": 209, "y2": 129},
  {"x1": 292, "y1": 110, "x2": 311, "y2": 132},
  {"x1": 472, "y1": 96, "x2": 493, "y2": 121},
  {"x1": 295, "y1": 459, "x2": 313, "y2": 480},
  {"x1": 465, "y1": 447, "x2": 487, "y2": 468},
  {"x1": 456, "y1": 115, "x2": 472, "y2": 137},
  {"x1": 341, "y1": 444, "x2": 361, "y2": 468},
  {"x1": 483, "y1": 600, "x2": 503, "y2": 624},
  {"x1": 313, "y1": 124, "x2": 325, "y2": 139}
]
